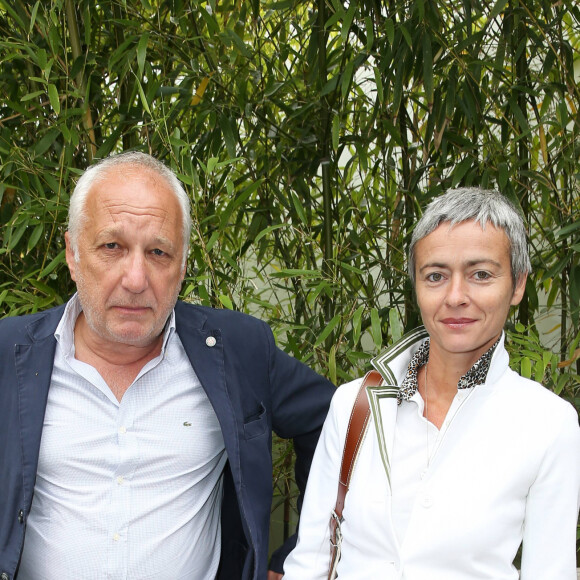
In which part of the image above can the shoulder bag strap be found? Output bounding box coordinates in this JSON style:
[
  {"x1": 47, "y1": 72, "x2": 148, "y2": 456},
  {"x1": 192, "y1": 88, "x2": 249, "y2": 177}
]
[{"x1": 328, "y1": 370, "x2": 383, "y2": 579}]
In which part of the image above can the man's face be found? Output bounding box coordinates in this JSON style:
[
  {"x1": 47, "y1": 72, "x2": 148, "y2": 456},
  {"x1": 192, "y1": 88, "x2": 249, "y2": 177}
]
[
  {"x1": 414, "y1": 220, "x2": 526, "y2": 368},
  {"x1": 65, "y1": 166, "x2": 186, "y2": 349}
]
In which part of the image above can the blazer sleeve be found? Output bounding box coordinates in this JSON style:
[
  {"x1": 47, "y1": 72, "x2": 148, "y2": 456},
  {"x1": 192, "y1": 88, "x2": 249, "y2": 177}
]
[
  {"x1": 264, "y1": 323, "x2": 336, "y2": 573},
  {"x1": 519, "y1": 401, "x2": 580, "y2": 580}
]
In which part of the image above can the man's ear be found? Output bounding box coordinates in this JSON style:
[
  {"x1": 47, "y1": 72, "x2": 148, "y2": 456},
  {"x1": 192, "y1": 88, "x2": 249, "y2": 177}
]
[
  {"x1": 511, "y1": 273, "x2": 528, "y2": 306},
  {"x1": 64, "y1": 231, "x2": 77, "y2": 282}
]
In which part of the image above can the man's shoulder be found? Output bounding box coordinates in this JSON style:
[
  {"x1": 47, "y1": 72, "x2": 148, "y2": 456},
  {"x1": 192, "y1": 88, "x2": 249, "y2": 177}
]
[
  {"x1": 0, "y1": 304, "x2": 65, "y2": 345},
  {"x1": 175, "y1": 300, "x2": 269, "y2": 330}
]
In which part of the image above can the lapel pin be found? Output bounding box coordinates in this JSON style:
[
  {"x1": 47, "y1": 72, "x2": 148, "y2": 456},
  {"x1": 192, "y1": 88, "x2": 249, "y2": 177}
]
[{"x1": 206, "y1": 336, "x2": 217, "y2": 347}]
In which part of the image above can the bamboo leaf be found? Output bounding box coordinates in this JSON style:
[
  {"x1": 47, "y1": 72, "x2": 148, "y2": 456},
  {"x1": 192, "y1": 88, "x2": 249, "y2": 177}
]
[
  {"x1": 374, "y1": 67, "x2": 384, "y2": 104},
  {"x1": 218, "y1": 294, "x2": 233, "y2": 310},
  {"x1": 314, "y1": 314, "x2": 341, "y2": 347},
  {"x1": 352, "y1": 305, "x2": 364, "y2": 346},
  {"x1": 135, "y1": 77, "x2": 151, "y2": 114},
  {"x1": 489, "y1": 0, "x2": 509, "y2": 21},
  {"x1": 332, "y1": 114, "x2": 340, "y2": 151},
  {"x1": 270, "y1": 269, "x2": 322, "y2": 278},
  {"x1": 329, "y1": 344, "x2": 337, "y2": 385},
  {"x1": 219, "y1": 114, "x2": 237, "y2": 158},
  {"x1": 199, "y1": 5, "x2": 220, "y2": 34},
  {"x1": 192, "y1": 76, "x2": 211, "y2": 106},
  {"x1": 7, "y1": 223, "x2": 28, "y2": 250},
  {"x1": 341, "y1": 4, "x2": 356, "y2": 42},
  {"x1": 556, "y1": 221, "x2": 580, "y2": 238},
  {"x1": 27, "y1": 224, "x2": 44, "y2": 253},
  {"x1": 39, "y1": 249, "x2": 66, "y2": 277},
  {"x1": 385, "y1": 18, "x2": 395, "y2": 46},
  {"x1": 21, "y1": 90, "x2": 45, "y2": 102},
  {"x1": 290, "y1": 191, "x2": 307, "y2": 225},
  {"x1": 137, "y1": 32, "x2": 149, "y2": 78},
  {"x1": 341, "y1": 59, "x2": 355, "y2": 99},
  {"x1": 520, "y1": 357, "x2": 532, "y2": 379},
  {"x1": 254, "y1": 224, "x2": 286, "y2": 244},
  {"x1": 33, "y1": 128, "x2": 60, "y2": 156},
  {"x1": 422, "y1": 33, "x2": 433, "y2": 110},
  {"x1": 48, "y1": 84, "x2": 60, "y2": 115},
  {"x1": 370, "y1": 308, "x2": 382, "y2": 350},
  {"x1": 389, "y1": 308, "x2": 402, "y2": 342},
  {"x1": 364, "y1": 16, "x2": 374, "y2": 51},
  {"x1": 29, "y1": 1, "x2": 40, "y2": 35}
]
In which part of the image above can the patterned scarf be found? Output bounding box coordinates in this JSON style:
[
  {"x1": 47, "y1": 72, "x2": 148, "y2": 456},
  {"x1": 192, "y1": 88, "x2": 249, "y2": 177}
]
[{"x1": 397, "y1": 337, "x2": 500, "y2": 405}]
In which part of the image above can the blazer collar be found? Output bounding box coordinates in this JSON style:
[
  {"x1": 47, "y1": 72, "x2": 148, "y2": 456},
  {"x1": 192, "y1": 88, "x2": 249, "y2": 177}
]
[
  {"x1": 366, "y1": 327, "x2": 429, "y2": 488},
  {"x1": 371, "y1": 326, "x2": 429, "y2": 385},
  {"x1": 22, "y1": 304, "x2": 67, "y2": 343}
]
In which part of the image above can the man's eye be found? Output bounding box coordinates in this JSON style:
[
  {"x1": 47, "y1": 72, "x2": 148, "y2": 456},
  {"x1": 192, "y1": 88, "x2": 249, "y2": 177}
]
[
  {"x1": 152, "y1": 248, "x2": 165, "y2": 256},
  {"x1": 475, "y1": 271, "x2": 491, "y2": 280},
  {"x1": 427, "y1": 272, "x2": 442, "y2": 282},
  {"x1": 104, "y1": 243, "x2": 118, "y2": 249}
]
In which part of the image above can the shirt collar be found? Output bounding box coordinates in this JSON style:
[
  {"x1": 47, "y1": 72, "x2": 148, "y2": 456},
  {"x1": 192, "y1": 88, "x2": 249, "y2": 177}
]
[
  {"x1": 397, "y1": 336, "x2": 500, "y2": 405},
  {"x1": 55, "y1": 293, "x2": 176, "y2": 356}
]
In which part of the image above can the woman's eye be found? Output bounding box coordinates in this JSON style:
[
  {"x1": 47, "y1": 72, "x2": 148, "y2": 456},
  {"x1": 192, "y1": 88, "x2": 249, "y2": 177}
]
[{"x1": 427, "y1": 272, "x2": 442, "y2": 282}]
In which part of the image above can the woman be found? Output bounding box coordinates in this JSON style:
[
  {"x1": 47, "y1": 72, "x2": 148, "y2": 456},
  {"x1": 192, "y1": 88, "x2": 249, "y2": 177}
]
[{"x1": 283, "y1": 188, "x2": 580, "y2": 580}]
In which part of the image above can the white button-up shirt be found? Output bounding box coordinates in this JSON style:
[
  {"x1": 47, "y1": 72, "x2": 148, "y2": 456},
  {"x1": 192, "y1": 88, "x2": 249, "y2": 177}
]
[
  {"x1": 19, "y1": 295, "x2": 226, "y2": 579},
  {"x1": 391, "y1": 387, "x2": 474, "y2": 544}
]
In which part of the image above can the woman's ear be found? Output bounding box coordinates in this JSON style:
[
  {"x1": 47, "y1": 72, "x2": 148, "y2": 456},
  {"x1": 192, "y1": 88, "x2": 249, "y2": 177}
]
[{"x1": 511, "y1": 273, "x2": 528, "y2": 306}]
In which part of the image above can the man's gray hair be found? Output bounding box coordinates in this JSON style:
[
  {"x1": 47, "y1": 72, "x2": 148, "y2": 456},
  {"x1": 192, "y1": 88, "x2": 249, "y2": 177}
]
[
  {"x1": 408, "y1": 187, "x2": 532, "y2": 287},
  {"x1": 67, "y1": 151, "x2": 192, "y2": 264}
]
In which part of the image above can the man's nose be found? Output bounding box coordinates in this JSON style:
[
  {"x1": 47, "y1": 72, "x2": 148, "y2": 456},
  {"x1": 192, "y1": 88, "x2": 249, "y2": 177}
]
[{"x1": 122, "y1": 253, "x2": 149, "y2": 293}]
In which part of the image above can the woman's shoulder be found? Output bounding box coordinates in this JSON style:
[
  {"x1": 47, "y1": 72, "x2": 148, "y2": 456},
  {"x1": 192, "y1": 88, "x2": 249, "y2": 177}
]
[
  {"x1": 497, "y1": 367, "x2": 578, "y2": 424},
  {"x1": 328, "y1": 376, "x2": 367, "y2": 416}
]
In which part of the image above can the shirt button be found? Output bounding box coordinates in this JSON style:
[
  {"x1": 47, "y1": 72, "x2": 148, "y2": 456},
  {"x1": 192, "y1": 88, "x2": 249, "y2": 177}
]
[
  {"x1": 119, "y1": 426, "x2": 127, "y2": 434},
  {"x1": 113, "y1": 533, "x2": 120, "y2": 541},
  {"x1": 422, "y1": 494, "x2": 433, "y2": 508}
]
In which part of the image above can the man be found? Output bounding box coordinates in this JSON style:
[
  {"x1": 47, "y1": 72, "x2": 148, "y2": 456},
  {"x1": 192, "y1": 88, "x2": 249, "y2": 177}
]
[{"x1": 0, "y1": 152, "x2": 335, "y2": 580}]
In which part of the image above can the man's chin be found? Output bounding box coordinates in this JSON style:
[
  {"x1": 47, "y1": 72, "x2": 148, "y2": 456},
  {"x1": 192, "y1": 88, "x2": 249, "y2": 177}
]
[{"x1": 104, "y1": 324, "x2": 161, "y2": 349}]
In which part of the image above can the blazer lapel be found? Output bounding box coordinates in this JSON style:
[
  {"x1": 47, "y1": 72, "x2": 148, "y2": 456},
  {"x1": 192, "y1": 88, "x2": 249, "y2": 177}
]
[
  {"x1": 368, "y1": 327, "x2": 429, "y2": 489},
  {"x1": 366, "y1": 384, "x2": 398, "y2": 489},
  {"x1": 174, "y1": 303, "x2": 239, "y2": 465},
  {"x1": 14, "y1": 308, "x2": 62, "y2": 505}
]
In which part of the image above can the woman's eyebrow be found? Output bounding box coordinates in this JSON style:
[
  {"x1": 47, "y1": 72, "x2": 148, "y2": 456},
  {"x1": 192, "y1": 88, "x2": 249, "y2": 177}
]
[{"x1": 419, "y1": 258, "x2": 503, "y2": 272}]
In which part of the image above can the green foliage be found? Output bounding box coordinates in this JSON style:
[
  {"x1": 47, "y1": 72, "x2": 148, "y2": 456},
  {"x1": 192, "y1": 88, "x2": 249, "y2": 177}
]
[{"x1": 1, "y1": 0, "x2": 579, "y2": 547}]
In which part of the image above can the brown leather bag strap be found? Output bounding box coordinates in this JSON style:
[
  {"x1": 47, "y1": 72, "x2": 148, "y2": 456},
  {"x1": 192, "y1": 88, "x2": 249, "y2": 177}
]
[
  {"x1": 334, "y1": 369, "x2": 383, "y2": 519},
  {"x1": 328, "y1": 370, "x2": 383, "y2": 578}
]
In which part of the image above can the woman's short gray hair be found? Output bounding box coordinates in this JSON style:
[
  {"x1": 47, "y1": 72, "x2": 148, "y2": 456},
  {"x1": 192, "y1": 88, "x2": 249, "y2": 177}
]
[
  {"x1": 67, "y1": 151, "x2": 192, "y2": 264},
  {"x1": 408, "y1": 187, "x2": 531, "y2": 288}
]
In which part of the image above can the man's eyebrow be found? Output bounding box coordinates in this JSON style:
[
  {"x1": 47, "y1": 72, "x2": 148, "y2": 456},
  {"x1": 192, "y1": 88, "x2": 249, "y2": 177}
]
[
  {"x1": 94, "y1": 227, "x2": 123, "y2": 241},
  {"x1": 95, "y1": 229, "x2": 175, "y2": 248}
]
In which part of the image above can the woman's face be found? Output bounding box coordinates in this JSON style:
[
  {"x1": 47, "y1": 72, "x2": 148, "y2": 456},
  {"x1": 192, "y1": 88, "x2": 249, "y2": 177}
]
[{"x1": 413, "y1": 220, "x2": 526, "y2": 369}]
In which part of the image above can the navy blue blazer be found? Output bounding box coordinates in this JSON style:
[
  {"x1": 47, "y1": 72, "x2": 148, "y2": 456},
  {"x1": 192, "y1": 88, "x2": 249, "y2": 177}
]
[{"x1": 0, "y1": 300, "x2": 335, "y2": 580}]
